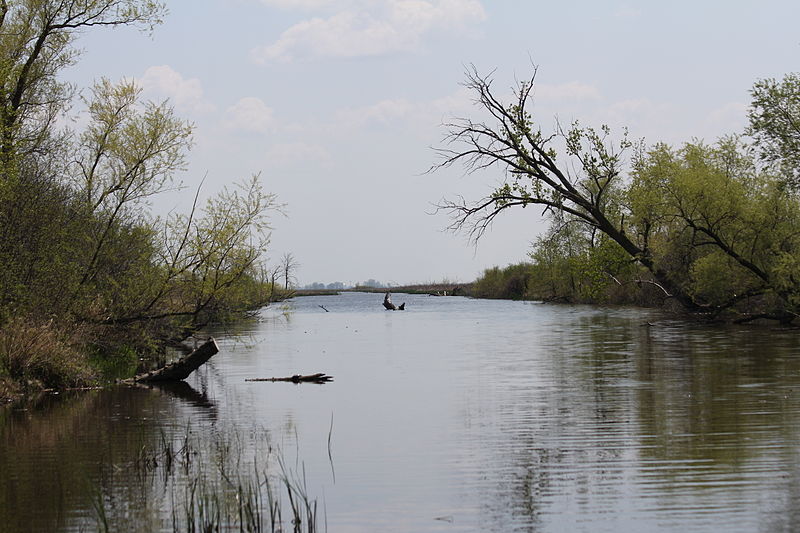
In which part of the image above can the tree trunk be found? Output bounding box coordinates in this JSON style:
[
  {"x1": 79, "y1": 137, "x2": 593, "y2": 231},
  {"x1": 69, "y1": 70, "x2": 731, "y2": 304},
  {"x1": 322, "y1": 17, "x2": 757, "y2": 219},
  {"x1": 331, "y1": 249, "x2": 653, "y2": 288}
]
[{"x1": 126, "y1": 338, "x2": 219, "y2": 383}]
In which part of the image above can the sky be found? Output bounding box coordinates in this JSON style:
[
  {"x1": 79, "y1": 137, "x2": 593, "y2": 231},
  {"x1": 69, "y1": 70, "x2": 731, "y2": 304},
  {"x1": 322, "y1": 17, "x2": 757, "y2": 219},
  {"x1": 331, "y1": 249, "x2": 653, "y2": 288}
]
[{"x1": 63, "y1": 0, "x2": 800, "y2": 286}]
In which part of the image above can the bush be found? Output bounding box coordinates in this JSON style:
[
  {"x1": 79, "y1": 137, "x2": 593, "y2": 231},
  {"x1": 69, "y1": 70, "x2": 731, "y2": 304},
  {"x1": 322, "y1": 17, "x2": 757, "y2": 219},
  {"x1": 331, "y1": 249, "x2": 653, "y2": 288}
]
[{"x1": 472, "y1": 263, "x2": 535, "y2": 300}]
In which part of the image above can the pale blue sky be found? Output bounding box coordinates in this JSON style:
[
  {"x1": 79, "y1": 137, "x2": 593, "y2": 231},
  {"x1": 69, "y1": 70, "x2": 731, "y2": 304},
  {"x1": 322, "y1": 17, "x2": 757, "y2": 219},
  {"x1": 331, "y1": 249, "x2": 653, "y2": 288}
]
[{"x1": 64, "y1": 0, "x2": 800, "y2": 285}]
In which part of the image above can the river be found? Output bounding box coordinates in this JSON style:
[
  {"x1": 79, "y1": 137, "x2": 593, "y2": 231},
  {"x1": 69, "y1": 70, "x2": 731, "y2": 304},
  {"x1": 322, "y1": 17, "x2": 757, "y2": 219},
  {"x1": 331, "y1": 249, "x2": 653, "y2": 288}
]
[{"x1": 2, "y1": 292, "x2": 800, "y2": 532}]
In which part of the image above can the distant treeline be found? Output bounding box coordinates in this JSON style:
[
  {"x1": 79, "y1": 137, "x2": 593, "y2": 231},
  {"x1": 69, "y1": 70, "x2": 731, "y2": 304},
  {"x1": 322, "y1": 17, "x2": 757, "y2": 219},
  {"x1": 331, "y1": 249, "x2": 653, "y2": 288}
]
[{"x1": 470, "y1": 261, "x2": 663, "y2": 307}]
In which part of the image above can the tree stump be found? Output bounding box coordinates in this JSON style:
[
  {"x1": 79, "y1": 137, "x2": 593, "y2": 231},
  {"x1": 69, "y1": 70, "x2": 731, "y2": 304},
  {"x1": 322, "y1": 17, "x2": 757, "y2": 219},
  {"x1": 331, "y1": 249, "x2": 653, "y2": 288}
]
[{"x1": 383, "y1": 292, "x2": 405, "y2": 311}]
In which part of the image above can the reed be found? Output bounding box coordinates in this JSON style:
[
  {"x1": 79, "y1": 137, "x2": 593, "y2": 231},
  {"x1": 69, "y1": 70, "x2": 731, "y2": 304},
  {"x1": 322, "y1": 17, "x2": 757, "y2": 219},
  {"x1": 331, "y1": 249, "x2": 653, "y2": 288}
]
[{"x1": 91, "y1": 424, "x2": 322, "y2": 532}]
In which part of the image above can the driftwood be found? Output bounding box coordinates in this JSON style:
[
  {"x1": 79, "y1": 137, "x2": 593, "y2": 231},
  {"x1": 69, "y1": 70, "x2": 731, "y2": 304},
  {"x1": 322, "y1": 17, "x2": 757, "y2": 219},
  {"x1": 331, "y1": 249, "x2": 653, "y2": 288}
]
[
  {"x1": 383, "y1": 292, "x2": 405, "y2": 311},
  {"x1": 124, "y1": 338, "x2": 220, "y2": 383},
  {"x1": 245, "y1": 373, "x2": 333, "y2": 384}
]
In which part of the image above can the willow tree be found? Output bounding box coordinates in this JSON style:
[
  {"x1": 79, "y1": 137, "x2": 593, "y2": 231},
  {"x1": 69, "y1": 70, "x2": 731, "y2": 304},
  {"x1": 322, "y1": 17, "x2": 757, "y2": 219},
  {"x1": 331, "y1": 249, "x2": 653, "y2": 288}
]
[
  {"x1": 437, "y1": 67, "x2": 800, "y2": 322},
  {"x1": 0, "y1": 0, "x2": 282, "y2": 389},
  {"x1": 748, "y1": 73, "x2": 800, "y2": 190},
  {"x1": 0, "y1": 0, "x2": 168, "y2": 319},
  {"x1": 629, "y1": 139, "x2": 800, "y2": 322},
  {"x1": 435, "y1": 67, "x2": 701, "y2": 311},
  {"x1": 0, "y1": 0, "x2": 165, "y2": 167}
]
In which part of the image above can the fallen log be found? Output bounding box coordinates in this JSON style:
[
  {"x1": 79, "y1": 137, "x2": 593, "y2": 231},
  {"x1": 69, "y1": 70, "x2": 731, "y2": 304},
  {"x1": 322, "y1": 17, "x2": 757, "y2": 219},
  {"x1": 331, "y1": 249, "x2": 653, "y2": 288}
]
[
  {"x1": 123, "y1": 338, "x2": 220, "y2": 384},
  {"x1": 245, "y1": 373, "x2": 333, "y2": 384}
]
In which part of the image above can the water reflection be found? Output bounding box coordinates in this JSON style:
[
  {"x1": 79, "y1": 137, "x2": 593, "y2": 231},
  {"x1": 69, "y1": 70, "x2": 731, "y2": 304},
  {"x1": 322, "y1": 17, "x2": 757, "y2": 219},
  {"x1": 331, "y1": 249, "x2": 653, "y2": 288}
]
[
  {"x1": 138, "y1": 381, "x2": 217, "y2": 412},
  {"x1": 0, "y1": 387, "x2": 190, "y2": 532},
  {"x1": 474, "y1": 311, "x2": 800, "y2": 532},
  {"x1": 3, "y1": 295, "x2": 800, "y2": 532}
]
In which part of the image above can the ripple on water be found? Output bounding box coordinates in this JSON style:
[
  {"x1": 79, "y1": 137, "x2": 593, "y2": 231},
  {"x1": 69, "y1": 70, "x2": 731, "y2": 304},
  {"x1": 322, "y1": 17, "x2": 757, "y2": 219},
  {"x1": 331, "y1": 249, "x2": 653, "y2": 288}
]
[{"x1": 4, "y1": 295, "x2": 800, "y2": 532}]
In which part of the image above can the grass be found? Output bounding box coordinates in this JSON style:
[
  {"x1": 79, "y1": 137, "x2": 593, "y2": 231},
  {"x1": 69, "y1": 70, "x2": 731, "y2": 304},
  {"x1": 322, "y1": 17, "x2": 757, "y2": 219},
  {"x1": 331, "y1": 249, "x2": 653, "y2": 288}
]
[
  {"x1": 0, "y1": 317, "x2": 95, "y2": 394},
  {"x1": 91, "y1": 424, "x2": 323, "y2": 532}
]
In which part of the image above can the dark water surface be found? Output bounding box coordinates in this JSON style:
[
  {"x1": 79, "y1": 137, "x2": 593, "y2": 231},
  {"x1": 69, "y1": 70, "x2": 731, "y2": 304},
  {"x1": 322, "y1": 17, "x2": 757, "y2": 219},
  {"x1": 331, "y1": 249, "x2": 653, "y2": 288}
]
[{"x1": 3, "y1": 293, "x2": 800, "y2": 532}]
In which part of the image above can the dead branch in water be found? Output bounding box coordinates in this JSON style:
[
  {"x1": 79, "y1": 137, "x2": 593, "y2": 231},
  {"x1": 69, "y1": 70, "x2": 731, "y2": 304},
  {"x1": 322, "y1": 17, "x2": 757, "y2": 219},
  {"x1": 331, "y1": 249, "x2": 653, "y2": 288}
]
[
  {"x1": 383, "y1": 292, "x2": 405, "y2": 310},
  {"x1": 245, "y1": 373, "x2": 333, "y2": 384}
]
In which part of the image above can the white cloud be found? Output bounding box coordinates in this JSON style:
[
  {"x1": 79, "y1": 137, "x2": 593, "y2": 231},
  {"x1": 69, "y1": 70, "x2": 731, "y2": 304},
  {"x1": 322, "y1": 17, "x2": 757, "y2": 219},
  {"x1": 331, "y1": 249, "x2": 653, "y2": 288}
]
[
  {"x1": 138, "y1": 65, "x2": 215, "y2": 114},
  {"x1": 322, "y1": 87, "x2": 473, "y2": 135},
  {"x1": 224, "y1": 97, "x2": 276, "y2": 134},
  {"x1": 253, "y1": 11, "x2": 407, "y2": 62},
  {"x1": 389, "y1": 0, "x2": 485, "y2": 31},
  {"x1": 252, "y1": 0, "x2": 486, "y2": 63}
]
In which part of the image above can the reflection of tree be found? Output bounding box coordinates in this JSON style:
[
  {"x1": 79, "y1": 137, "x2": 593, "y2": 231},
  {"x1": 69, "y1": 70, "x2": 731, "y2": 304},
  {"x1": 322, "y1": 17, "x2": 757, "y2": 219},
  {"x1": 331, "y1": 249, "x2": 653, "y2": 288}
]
[
  {"x1": 635, "y1": 324, "x2": 800, "y2": 456},
  {"x1": 140, "y1": 381, "x2": 217, "y2": 411},
  {"x1": 464, "y1": 309, "x2": 800, "y2": 531},
  {"x1": 633, "y1": 325, "x2": 800, "y2": 506},
  {"x1": 0, "y1": 383, "x2": 215, "y2": 532},
  {"x1": 465, "y1": 310, "x2": 641, "y2": 531}
]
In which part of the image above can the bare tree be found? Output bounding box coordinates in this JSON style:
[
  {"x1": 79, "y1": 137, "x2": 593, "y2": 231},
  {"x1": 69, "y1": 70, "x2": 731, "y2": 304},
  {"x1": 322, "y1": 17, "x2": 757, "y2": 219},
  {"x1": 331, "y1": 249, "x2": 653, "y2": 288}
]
[
  {"x1": 433, "y1": 66, "x2": 699, "y2": 310},
  {"x1": 280, "y1": 252, "x2": 299, "y2": 291}
]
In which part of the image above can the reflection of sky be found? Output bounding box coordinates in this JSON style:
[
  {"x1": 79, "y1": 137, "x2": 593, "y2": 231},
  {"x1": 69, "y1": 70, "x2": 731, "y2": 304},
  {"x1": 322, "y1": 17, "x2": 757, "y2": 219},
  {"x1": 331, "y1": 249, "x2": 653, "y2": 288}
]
[
  {"x1": 5, "y1": 295, "x2": 800, "y2": 531},
  {"x1": 200, "y1": 294, "x2": 800, "y2": 531}
]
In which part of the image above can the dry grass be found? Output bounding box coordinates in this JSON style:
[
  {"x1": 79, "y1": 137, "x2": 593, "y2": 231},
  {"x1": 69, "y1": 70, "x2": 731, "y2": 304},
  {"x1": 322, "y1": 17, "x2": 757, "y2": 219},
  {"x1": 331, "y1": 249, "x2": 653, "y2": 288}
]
[{"x1": 0, "y1": 317, "x2": 95, "y2": 391}]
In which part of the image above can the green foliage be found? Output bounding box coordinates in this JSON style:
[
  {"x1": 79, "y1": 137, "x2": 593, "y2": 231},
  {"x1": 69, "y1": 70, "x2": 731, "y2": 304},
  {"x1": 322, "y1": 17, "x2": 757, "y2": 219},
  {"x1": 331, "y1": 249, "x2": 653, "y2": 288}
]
[
  {"x1": 451, "y1": 68, "x2": 800, "y2": 321},
  {"x1": 0, "y1": 0, "x2": 166, "y2": 163},
  {"x1": 0, "y1": 1, "x2": 283, "y2": 394},
  {"x1": 521, "y1": 218, "x2": 644, "y2": 304},
  {"x1": 748, "y1": 73, "x2": 800, "y2": 190},
  {"x1": 628, "y1": 138, "x2": 800, "y2": 317},
  {"x1": 471, "y1": 263, "x2": 535, "y2": 300},
  {"x1": 689, "y1": 251, "x2": 751, "y2": 306}
]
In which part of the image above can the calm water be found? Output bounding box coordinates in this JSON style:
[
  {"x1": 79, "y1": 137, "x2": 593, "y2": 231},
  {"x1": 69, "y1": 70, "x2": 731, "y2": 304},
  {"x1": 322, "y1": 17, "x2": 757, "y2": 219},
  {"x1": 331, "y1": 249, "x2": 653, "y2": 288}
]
[{"x1": 3, "y1": 293, "x2": 800, "y2": 532}]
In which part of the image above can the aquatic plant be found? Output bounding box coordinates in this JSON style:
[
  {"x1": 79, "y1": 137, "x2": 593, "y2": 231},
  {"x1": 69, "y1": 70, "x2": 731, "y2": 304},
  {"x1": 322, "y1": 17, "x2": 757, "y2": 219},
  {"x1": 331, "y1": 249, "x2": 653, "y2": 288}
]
[{"x1": 90, "y1": 424, "x2": 322, "y2": 532}]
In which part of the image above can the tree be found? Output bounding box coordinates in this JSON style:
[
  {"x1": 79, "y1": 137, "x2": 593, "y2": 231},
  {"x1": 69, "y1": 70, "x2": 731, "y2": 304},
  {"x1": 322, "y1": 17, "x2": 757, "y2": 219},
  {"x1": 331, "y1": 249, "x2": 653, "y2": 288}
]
[
  {"x1": 0, "y1": 0, "x2": 165, "y2": 166},
  {"x1": 280, "y1": 252, "x2": 299, "y2": 291},
  {"x1": 434, "y1": 67, "x2": 699, "y2": 311},
  {"x1": 71, "y1": 78, "x2": 193, "y2": 298},
  {"x1": 98, "y1": 174, "x2": 279, "y2": 331},
  {"x1": 628, "y1": 139, "x2": 800, "y2": 321},
  {"x1": 435, "y1": 67, "x2": 800, "y2": 322},
  {"x1": 0, "y1": 0, "x2": 283, "y2": 389},
  {"x1": 748, "y1": 73, "x2": 800, "y2": 190}
]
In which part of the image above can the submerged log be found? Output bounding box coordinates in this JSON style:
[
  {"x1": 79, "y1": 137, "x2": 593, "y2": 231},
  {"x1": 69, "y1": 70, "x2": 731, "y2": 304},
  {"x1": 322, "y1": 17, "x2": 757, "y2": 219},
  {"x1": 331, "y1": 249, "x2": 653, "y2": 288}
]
[
  {"x1": 126, "y1": 338, "x2": 220, "y2": 383},
  {"x1": 383, "y1": 292, "x2": 405, "y2": 311},
  {"x1": 245, "y1": 373, "x2": 333, "y2": 384}
]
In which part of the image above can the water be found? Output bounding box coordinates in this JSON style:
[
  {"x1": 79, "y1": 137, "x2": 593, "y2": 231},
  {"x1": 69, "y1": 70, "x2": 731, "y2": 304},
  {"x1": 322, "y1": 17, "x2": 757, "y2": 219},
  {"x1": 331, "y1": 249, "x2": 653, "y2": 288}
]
[{"x1": 3, "y1": 292, "x2": 800, "y2": 532}]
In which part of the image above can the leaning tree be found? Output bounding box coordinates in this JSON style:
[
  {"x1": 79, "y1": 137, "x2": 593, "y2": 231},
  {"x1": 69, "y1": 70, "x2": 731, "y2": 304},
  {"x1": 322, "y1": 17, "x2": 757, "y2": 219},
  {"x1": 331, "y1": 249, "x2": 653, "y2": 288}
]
[{"x1": 434, "y1": 66, "x2": 702, "y2": 311}]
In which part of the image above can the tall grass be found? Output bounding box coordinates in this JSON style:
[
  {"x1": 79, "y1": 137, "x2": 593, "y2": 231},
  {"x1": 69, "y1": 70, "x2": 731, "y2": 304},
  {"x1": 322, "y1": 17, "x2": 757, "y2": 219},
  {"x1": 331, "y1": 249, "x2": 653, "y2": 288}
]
[
  {"x1": 0, "y1": 317, "x2": 94, "y2": 390},
  {"x1": 92, "y1": 424, "x2": 322, "y2": 532}
]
